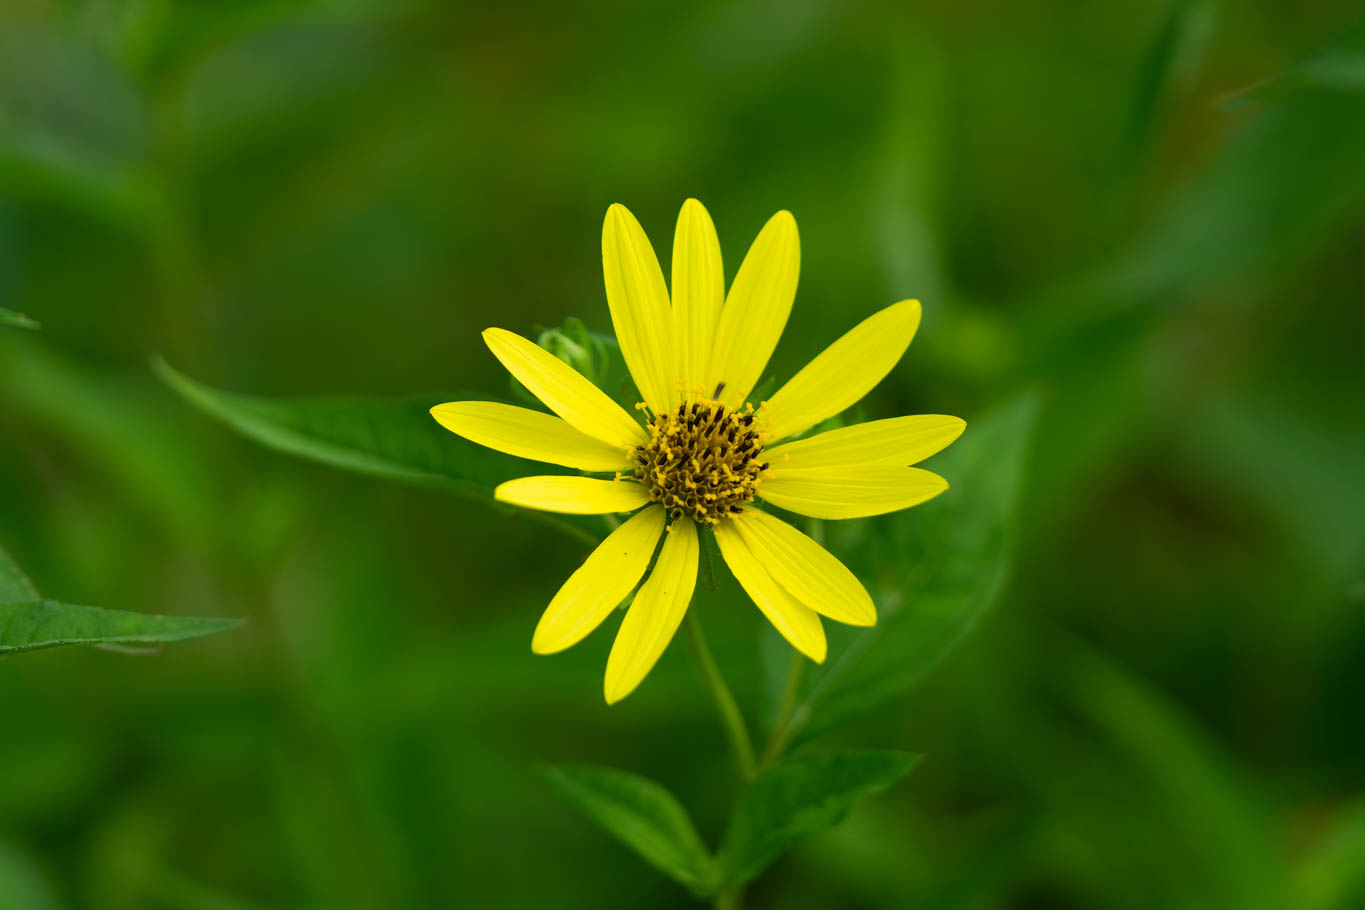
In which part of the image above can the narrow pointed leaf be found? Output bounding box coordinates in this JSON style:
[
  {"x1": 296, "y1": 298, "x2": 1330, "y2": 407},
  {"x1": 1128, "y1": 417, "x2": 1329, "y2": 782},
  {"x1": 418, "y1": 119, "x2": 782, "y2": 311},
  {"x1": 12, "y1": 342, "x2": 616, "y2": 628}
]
[
  {"x1": 542, "y1": 764, "x2": 717, "y2": 896},
  {"x1": 0, "y1": 601, "x2": 241, "y2": 657},
  {"x1": 153, "y1": 357, "x2": 601, "y2": 545},
  {"x1": 0, "y1": 547, "x2": 239, "y2": 657},
  {"x1": 155, "y1": 357, "x2": 509, "y2": 493}
]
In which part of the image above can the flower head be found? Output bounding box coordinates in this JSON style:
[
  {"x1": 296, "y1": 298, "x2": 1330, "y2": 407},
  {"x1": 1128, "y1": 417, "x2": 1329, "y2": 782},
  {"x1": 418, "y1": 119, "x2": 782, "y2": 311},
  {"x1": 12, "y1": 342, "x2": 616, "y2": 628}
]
[{"x1": 432, "y1": 200, "x2": 964, "y2": 703}]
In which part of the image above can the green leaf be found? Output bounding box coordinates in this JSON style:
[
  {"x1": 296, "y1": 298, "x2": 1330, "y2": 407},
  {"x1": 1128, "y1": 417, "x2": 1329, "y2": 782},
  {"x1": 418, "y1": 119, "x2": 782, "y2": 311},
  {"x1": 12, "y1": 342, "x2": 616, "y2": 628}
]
[
  {"x1": 0, "y1": 545, "x2": 240, "y2": 656},
  {"x1": 0, "y1": 544, "x2": 40, "y2": 602},
  {"x1": 718, "y1": 750, "x2": 919, "y2": 889},
  {"x1": 0, "y1": 840, "x2": 59, "y2": 910},
  {"x1": 0, "y1": 601, "x2": 242, "y2": 657},
  {"x1": 0, "y1": 308, "x2": 40, "y2": 330},
  {"x1": 1218, "y1": 16, "x2": 1365, "y2": 109},
  {"x1": 154, "y1": 356, "x2": 501, "y2": 492},
  {"x1": 542, "y1": 764, "x2": 717, "y2": 896},
  {"x1": 787, "y1": 393, "x2": 1038, "y2": 745},
  {"x1": 152, "y1": 357, "x2": 599, "y2": 545},
  {"x1": 1122, "y1": 0, "x2": 1215, "y2": 162},
  {"x1": 1295, "y1": 795, "x2": 1365, "y2": 910},
  {"x1": 1058, "y1": 639, "x2": 1284, "y2": 909},
  {"x1": 0, "y1": 339, "x2": 240, "y2": 555}
]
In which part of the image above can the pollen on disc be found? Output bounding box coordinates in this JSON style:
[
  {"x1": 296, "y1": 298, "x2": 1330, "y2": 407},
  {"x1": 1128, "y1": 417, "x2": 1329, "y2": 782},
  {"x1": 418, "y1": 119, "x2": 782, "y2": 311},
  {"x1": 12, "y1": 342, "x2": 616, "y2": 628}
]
[{"x1": 632, "y1": 400, "x2": 769, "y2": 525}]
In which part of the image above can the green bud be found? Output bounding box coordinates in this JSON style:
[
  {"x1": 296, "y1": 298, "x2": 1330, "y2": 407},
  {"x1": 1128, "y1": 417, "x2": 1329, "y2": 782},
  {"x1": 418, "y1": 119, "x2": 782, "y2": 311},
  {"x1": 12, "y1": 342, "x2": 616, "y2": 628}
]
[{"x1": 537, "y1": 317, "x2": 609, "y2": 385}]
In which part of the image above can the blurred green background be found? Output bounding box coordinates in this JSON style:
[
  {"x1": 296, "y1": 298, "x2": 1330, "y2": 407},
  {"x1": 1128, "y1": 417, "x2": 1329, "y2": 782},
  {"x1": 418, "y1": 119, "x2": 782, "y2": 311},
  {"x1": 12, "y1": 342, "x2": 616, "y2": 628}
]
[{"x1": 3, "y1": 0, "x2": 1365, "y2": 907}]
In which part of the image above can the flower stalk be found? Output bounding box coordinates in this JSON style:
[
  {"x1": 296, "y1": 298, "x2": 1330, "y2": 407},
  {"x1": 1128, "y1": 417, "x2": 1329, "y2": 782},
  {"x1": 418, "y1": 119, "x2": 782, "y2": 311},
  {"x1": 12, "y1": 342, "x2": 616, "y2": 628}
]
[{"x1": 684, "y1": 610, "x2": 756, "y2": 781}]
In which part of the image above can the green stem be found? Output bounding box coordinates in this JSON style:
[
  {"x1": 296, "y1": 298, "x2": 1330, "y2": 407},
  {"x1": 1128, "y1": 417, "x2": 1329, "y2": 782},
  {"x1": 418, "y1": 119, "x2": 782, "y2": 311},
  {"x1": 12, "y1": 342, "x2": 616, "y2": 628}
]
[
  {"x1": 684, "y1": 610, "x2": 756, "y2": 781},
  {"x1": 760, "y1": 652, "x2": 807, "y2": 770}
]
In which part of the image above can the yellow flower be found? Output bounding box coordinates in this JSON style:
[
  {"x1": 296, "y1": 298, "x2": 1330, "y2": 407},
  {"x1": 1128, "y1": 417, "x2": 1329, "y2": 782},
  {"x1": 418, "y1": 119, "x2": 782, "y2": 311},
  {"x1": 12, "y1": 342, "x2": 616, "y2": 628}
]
[{"x1": 432, "y1": 200, "x2": 964, "y2": 703}]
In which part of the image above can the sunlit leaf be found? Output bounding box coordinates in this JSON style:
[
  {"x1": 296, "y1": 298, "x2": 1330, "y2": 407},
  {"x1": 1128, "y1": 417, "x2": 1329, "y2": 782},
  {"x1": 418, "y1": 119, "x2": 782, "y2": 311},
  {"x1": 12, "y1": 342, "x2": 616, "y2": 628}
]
[
  {"x1": 542, "y1": 764, "x2": 718, "y2": 896},
  {"x1": 717, "y1": 750, "x2": 919, "y2": 889}
]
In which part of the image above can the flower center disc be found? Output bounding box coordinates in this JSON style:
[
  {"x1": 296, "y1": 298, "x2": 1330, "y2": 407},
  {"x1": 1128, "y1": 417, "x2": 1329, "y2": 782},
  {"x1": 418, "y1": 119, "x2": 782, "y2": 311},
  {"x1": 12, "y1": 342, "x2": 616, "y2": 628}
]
[{"x1": 634, "y1": 400, "x2": 767, "y2": 525}]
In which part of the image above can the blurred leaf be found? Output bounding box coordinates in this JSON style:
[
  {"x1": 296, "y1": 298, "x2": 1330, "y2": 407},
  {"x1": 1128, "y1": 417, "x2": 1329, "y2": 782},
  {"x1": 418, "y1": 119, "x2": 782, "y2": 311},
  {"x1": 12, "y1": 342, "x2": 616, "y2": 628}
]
[
  {"x1": 0, "y1": 840, "x2": 59, "y2": 910},
  {"x1": 1124, "y1": 0, "x2": 1215, "y2": 161},
  {"x1": 153, "y1": 357, "x2": 599, "y2": 545},
  {"x1": 0, "y1": 543, "x2": 40, "y2": 601},
  {"x1": 143, "y1": 864, "x2": 271, "y2": 910},
  {"x1": 717, "y1": 750, "x2": 919, "y2": 889},
  {"x1": 0, "y1": 308, "x2": 40, "y2": 330},
  {"x1": 1061, "y1": 639, "x2": 1286, "y2": 909},
  {"x1": 0, "y1": 339, "x2": 227, "y2": 553},
  {"x1": 873, "y1": 21, "x2": 948, "y2": 306},
  {"x1": 1026, "y1": 38, "x2": 1365, "y2": 382},
  {"x1": 1176, "y1": 389, "x2": 1365, "y2": 584},
  {"x1": 787, "y1": 393, "x2": 1038, "y2": 745},
  {"x1": 1087, "y1": 87, "x2": 1365, "y2": 309},
  {"x1": 0, "y1": 600, "x2": 241, "y2": 657},
  {"x1": 1218, "y1": 16, "x2": 1365, "y2": 109},
  {"x1": 542, "y1": 764, "x2": 718, "y2": 896},
  {"x1": 1295, "y1": 796, "x2": 1365, "y2": 910},
  {"x1": 132, "y1": 0, "x2": 422, "y2": 82}
]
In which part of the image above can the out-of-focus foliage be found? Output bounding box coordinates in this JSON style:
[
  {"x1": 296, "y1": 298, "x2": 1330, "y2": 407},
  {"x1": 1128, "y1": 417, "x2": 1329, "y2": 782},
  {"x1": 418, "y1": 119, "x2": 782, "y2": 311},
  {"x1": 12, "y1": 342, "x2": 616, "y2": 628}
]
[
  {"x1": 2, "y1": 0, "x2": 1363, "y2": 908},
  {"x1": 0, "y1": 308, "x2": 40, "y2": 330}
]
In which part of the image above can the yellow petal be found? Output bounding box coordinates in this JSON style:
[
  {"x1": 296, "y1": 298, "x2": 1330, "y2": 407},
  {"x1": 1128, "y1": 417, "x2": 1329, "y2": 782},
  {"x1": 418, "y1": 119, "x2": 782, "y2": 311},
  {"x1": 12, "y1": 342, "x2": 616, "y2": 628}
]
[
  {"x1": 431, "y1": 401, "x2": 633, "y2": 472},
  {"x1": 766, "y1": 414, "x2": 966, "y2": 470},
  {"x1": 671, "y1": 199, "x2": 724, "y2": 396},
  {"x1": 604, "y1": 519, "x2": 699, "y2": 703},
  {"x1": 603, "y1": 204, "x2": 678, "y2": 414},
  {"x1": 705, "y1": 210, "x2": 799, "y2": 410},
  {"x1": 713, "y1": 521, "x2": 826, "y2": 662},
  {"x1": 495, "y1": 476, "x2": 650, "y2": 514},
  {"x1": 532, "y1": 506, "x2": 666, "y2": 654},
  {"x1": 758, "y1": 466, "x2": 947, "y2": 519},
  {"x1": 483, "y1": 328, "x2": 645, "y2": 449},
  {"x1": 730, "y1": 509, "x2": 875, "y2": 626},
  {"x1": 763, "y1": 301, "x2": 922, "y2": 441}
]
